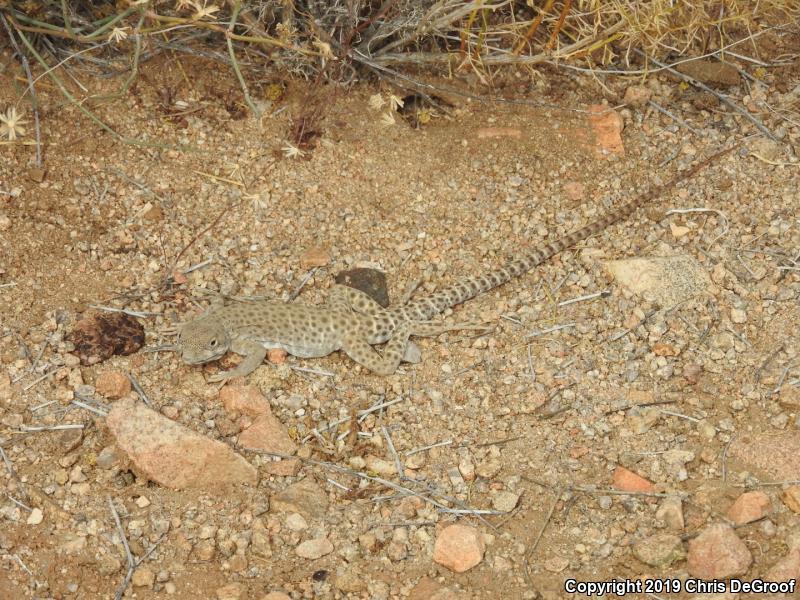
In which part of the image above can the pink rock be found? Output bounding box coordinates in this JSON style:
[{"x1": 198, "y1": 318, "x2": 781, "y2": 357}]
[
  {"x1": 476, "y1": 127, "x2": 521, "y2": 139},
  {"x1": 729, "y1": 432, "x2": 800, "y2": 481},
  {"x1": 432, "y1": 524, "x2": 485, "y2": 573},
  {"x1": 623, "y1": 85, "x2": 652, "y2": 107},
  {"x1": 237, "y1": 413, "x2": 298, "y2": 476},
  {"x1": 95, "y1": 370, "x2": 131, "y2": 400},
  {"x1": 588, "y1": 105, "x2": 624, "y2": 156},
  {"x1": 612, "y1": 466, "x2": 655, "y2": 493},
  {"x1": 220, "y1": 385, "x2": 271, "y2": 417},
  {"x1": 727, "y1": 490, "x2": 771, "y2": 525},
  {"x1": 106, "y1": 397, "x2": 256, "y2": 490},
  {"x1": 563, "y1": 182, "x2": 584, "y2": 201},
  {"x1": 687, "y1": 523, "x2": 752, "y2": 579},
  {"x1": 765, "y1": 548, "x2": 800, "y2": 582},
  {"x1": 267, "y1": 349, "x2": 288, "y2": 365}
]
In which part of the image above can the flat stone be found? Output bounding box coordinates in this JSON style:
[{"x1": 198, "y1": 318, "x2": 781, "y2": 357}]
[
  {"x1": 216, "y1": 582, "x2": 246, "y2": 600},
  {"x1": 299, "y1": 246, "x2": 331, "y2": 269},
  {"x1": 272, "y1": 478, "x2": 329, "y2": 519},
  {"x1": 106, "y1": 398, "x2": 257, "y2": 490},
  {"x1": 408, "y1": 577, "x2": 469, "y2": 600},
  {"x1": 237, "y1": 413, "x2": 296, "y2": 456},
  {"x1": 632, "y1": 533, "x2": 685, "y2": 567},
  {"x1": 676, "y1": 58, "x2": 740, "y2": 86},
  {"x1": 612, "y1": 466, "x2": 655, "y2": 493},
  {"x1": 334, "y1": 268, "x2": 389, "y2": 308},
  {"x1": 605, "y1": 255, "x2": 711, "y2": 306}
]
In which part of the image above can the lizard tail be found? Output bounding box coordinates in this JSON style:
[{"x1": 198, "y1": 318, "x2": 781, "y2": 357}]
[{"x1": 394, "y1": 144, "x2": 737, "y2": 323}]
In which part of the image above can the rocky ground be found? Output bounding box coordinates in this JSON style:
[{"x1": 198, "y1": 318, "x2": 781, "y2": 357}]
[{"x1": 1, "y1": 40, "x2": 800, "y2": 600}]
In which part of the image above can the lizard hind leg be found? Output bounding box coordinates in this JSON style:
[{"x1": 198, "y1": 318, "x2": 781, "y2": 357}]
[{"x1": 340, "y1": 321, "x2": 415, "y2": 376}]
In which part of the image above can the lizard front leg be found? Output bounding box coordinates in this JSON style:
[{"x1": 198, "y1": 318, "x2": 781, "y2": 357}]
[{"x1": 207, "y1": 340, "x2": 267, "y2": 382}]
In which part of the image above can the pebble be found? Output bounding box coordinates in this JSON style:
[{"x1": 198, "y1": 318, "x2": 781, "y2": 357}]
[
  {"x1": 26, "y1": 507, "x2": 43, "y2": 525},
  {"x1": 299, "y1": 246, "x2": 331, "y2": 269},
  {"x1": 730, "y1": 308, "x2": 747, "y2": 323},
  {"x1": 491, "y1": 490, "x2": 520, "y2": 512},
  {"x1": 543, "y1": 556, "x2": 569, "y2": 573},
  {"x1": 95, "y1": 370, "x2": 131, "y2": 399},
  {"x1": 432, "y1": 524, "x2": 485, "y2": 573},
  {"x1": 96, "y1": 446, "x2": 120, "y2": 469},
  {"x1": 285, "y1": 513, "x2": 308, "y2": 531},
  {"x1": 132, "y1": 567, "x2": 155, "y2": 588},
  {"x1": 365, "y1": 455, "x2": 396, "y2": 476},
  {"x1": 781, "y1": 486, "x2": 800, "y2": 514},
  {"x1": 295, "y1": 537, "x2": 334, "y2": 559},
  {"x1": 656, "y1": 497, "x2": 684, "y2": 531},
  {"x1": 259, "y1": 593, "x2": 291, "y2": 600},
  {"x1": 475, "y1": 458, "x2": 501, "y2": 479},
  {"x1": 623, "y1": 85, "x2": 652, "y2": 107}
]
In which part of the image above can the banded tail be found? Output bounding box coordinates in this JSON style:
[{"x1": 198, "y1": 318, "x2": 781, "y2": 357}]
[{"x1": 393, "y1": 145, "x2": 736, "y2": 323}]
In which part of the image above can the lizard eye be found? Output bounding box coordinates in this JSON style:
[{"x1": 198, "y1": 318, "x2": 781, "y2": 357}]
[{"x1": 210, "y1": 339, "x2": 218, "y2": 348}]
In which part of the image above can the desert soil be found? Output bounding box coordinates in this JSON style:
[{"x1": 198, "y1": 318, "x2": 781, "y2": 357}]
[{"x1": 1, "y1": 44, "x2": 800, "y2": 600}]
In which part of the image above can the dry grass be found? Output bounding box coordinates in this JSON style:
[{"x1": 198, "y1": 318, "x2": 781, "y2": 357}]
[
  {"x1": 2, "y1": 1, "x2": 797, "y2": 76},
  {"x1": 0, "y1": 1, "x2": 797, "y2": 133}
]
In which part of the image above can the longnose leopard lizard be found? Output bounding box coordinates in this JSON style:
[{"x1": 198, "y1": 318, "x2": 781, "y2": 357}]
[{"x1": 178, "y1": 145, "x2": 736, "y2": 380}]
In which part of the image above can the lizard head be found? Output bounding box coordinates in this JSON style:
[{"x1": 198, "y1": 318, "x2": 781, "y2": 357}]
[{"x1": 178, "y1": 317, "x2": 231, "y2": 365}]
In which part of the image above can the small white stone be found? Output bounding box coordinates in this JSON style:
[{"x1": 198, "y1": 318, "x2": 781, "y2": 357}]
[
  {"x1": 285, "y1": 513, "x2": 308, "y2": 531},
  {"x1": 135, "y1": 496, "x2": 151, "y2": 508},
  {"x1": 730, "y1": 308, "x2": 747, "y2": 323},
  {"x1": 27, "y1": 508, "x2": 44, "y2": 525}
]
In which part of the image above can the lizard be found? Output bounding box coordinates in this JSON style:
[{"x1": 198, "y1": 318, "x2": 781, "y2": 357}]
[{"x1": 177, "y1": 144, "x2": 736, "y2": 380}]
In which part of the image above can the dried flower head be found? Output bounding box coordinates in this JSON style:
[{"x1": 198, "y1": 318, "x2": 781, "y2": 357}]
[{"x1": 0, "y1": 107, "x2": 27, "y2": 141}]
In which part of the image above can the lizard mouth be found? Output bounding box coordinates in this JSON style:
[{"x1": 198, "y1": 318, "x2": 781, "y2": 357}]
[{"x1": 181, "y1": 351, "x2": 226, "y2": 365}]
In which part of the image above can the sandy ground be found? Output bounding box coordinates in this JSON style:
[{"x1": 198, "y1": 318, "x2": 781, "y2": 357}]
[{"x1": 2, "y1": 43, "x2": 800, "y2": 600}]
